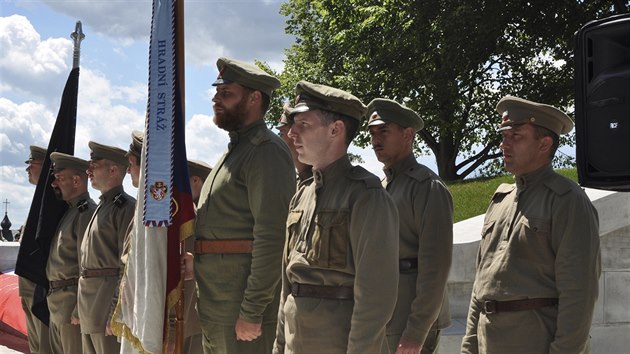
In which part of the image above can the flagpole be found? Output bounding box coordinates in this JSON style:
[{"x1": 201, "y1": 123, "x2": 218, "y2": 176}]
[
  {"x1": 174, "y1": 0, "x2": 185, "y2": 353},
  {"x1": 71, "y1": 21, "x2": 85, "y2": 69}
]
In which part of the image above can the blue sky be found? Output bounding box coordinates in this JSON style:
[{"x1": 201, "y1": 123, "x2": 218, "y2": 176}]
[{"x1": 2, "y1": 0, "x2": 438, "y2": 226}]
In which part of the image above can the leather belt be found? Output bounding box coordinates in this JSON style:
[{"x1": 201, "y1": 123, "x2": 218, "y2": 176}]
[
  {"x1": 49, "y1": 278, "x2": 78, "y2": 290},
  {"x1": 399, "y1": 258, "x2": 418, "y2": 272},
  {"x1": 195, "y1": 239, "x2": 253, "y2": 254},
  {"x1": 80, "y1": 268, "x2": 119, "y2": 278},
  {"x1": 482, "y1": 298, "x2": 559, "y2": 314},
  {"x1": 291, "y1": 283, "x2": 353, "y2": 300}
]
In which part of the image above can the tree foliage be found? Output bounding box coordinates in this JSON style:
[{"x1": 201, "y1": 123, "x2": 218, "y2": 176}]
[{"x1": 268, "y1": 0, "x2": 627, "y2": 180}]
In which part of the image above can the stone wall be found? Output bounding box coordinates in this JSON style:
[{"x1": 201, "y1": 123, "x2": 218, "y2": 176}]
[{"x1": 440, "y1": 190, "x2": 630, "y2": 353}]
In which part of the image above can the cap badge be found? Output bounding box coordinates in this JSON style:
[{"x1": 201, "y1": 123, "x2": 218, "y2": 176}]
[
  {"x1": 216, "y1": 67, "x2": 225, "y2": 80},
  {"x1": 502, "y1": 111, "x2": 509, "y2": 122}
]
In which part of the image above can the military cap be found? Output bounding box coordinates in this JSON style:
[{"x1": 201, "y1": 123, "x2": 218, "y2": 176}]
[
  {"x1": 126, "y1": 130, "x2": 144, "y2": 158},
  {"x1": 290, "y1": 81, "x2": 367, "y2": 121},
  {"x1": 25, "y1": 145, "x2": 47, "y2": 163},
  {"x1": 188, "y1": 160, "x2": 212, "y2": 180},
  {"x1": 275, "y1": 102, "x2": 293, "y2": 129},
  {"x1": 496, "y1": 96, "x2": 574, "y2": 136},
  {"x1": 50, "y1": 152, "x2": 89, "y2": 172},
  {"x1": 88, "y1": 141, "x2": 129, "y2": 167},
  {"x1": 366, "y1": 98, "x2": 424, "y2": 132},
  {"x1": 212, "y1": 57, "x2": 281, "y2": 97}
]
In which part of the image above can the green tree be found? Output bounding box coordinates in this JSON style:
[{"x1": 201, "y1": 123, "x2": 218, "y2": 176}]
[{"x1": 272, "y1": 0, "x2": 627, "y2": 180}]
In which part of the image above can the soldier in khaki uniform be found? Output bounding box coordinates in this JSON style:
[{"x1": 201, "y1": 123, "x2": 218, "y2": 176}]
[
  {"x1": 20, "y1": 145, "x2": 53, "y2": 354},
  {"x1": 194, "y1": 57, "x2": 295, "y2": 354},
  {"x1": 273, "y1": 81, "x2": 400, "y2": 354},
  {"x1": 461, "y1": 96, "x2": 601, "y2": 354},
  {"x1": 119, "y1": 131, "x2": 143, "y2": 269},
  {"x1": 46, "y1": 152, "x2": 97, "y2": 354},
  {"x1": 78, "y1": 141, "x2": 136, "y2": 354},
  {"x1": 276, "y1": 103, "x2": 313, "y2": 182},
  {"x1": 126, "y1": 130, "x2": 144, "y2": 188},
  {"x1": 367, "y1": 99, "x2": 453, "y2": 354}
]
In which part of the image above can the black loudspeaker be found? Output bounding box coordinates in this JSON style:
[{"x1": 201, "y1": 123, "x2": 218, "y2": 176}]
[{"x1": 575, "y1": 14, "x2": 630, "y2": 192}]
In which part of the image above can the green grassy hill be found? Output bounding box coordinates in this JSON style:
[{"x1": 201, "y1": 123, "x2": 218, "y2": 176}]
[{"x1": 447, "y1": 168, "x2": 578, "y2": 223}]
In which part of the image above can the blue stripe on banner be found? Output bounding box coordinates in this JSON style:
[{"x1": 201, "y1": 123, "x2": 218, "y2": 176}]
[{"x1": 144, "y1": 0, "x2": 174, "y2": 226}]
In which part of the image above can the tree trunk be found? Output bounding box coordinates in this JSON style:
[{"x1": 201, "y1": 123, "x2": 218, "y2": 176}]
[{"x1": 435, "y1": 134, "x2": 460, "y2": 182}]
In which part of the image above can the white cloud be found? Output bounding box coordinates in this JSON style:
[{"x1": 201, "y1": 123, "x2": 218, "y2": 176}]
[
  {"x1": 185, "y1": 113, "x2": 229, "y2": 167},
  {"x1": 0, "y1": 15, "x2": 73, "y2": 101},
  {"x1": 41, "y1": 0, "x2": 151, "y2": 43},
  {"x1": 0, "y1": 166, "x2": 36, "y2": 228},
  {"x1": 0, "y1": 98, "x2": 55, "y2": 164},
  {"x1": 39, "y1": 0, "x2": 292, "y2": 69}
]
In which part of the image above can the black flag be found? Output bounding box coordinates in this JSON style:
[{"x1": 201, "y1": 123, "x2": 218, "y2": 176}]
[{"x1": 15, "y1": 67, "x2": 79, "y2": 325}]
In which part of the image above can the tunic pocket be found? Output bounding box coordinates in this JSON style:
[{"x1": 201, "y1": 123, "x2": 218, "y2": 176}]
[
  {"x1": 516, "y1": 216, "x2": 553, "y2": 262},
  {"x1": 286, "y1": 210, "x2": 303, "y2": 260},
  {"x1": 308, "y1": 210, "x2": 349, "y2": 269},
  {"x1": 479, "y1": 220, "x2": 496, "y2": 256}
]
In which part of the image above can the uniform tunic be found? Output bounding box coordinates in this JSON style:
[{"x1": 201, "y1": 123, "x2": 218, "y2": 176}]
[
  {"x1": 274, "y1": 155, "x2": 400, "y2": 354},
  {"x1": 19, "y1": 263, "x2": 52, "y2": 354},
  {"x1": 194, "y1": 120, "x2": 295, "y2": 327},
  {"x1": 46, "y1": 192, "x2": 96, "y2": 353},
  {"x1": 46, "y1": 192, "x2": 97, "y2": 324},
  {"x1": 383, "y1": 154, "x2": 452, "y2": 347},
  {"x1": 461, "y1": 165, "x2": 600, "y2": 354},
  {"x1": 78, "y1": 185, "x2": 135, "y2": 334}
]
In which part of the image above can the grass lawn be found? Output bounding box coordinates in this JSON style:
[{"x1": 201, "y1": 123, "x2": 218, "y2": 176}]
[{"x1": 447, "y1": 168, "x2": 578, "y2": 223}]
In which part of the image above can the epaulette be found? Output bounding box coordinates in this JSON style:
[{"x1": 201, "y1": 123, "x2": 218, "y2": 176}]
[
  {"x1": 77, "y1": 199, "x2": 89, "y2": 213},
  {"x1": 491, "y1": 183, "x2": 515, "y2": 202},
  {"x1": 113, "y1": 193, "x2": 127, "y2": 207},
  {"x1": 249, "y1": 128, "x2": 271, "y2": 146},
  {"x1": 544, "y1": 174, "x2": 573, "y2": 196},
  {"x1": 348, "y1": 166, "x2": 381, "y2": 189},
  {"x1": 404, "y1": 165, "x2": 432, "y2": 183}
]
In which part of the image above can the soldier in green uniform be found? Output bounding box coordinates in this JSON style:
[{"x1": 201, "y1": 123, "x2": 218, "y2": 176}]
[
  {"x1": 188, "y1": 159, "x2": 212, "y2": 202},
  {"x1": 461, "y1": 96, "x2": 601, "y2": 354},
  {"x1": 20, "y1": 145, "x2": 53, "y2": 354},
  {"x1": 194, "y1": 57, "x2": 296, "y2": 354},
  {"x1": 276, "y1": 103, "x2": 313, "y2": 182},
  {"x1": 273, "y1": 81, "x2": 400, "y2": 354},
  {"x1": 180, "y1": 159, "x2": 212, "y2": 354},
  {"x1": 78, "y1": 141, "x2": 136, "y2": 354},
  {"x1": 367, "y1": 99, "x2": 453, "y2": 354},
  {"x1": 46, "y1": 152, "x2": 97, "y2": 354}
]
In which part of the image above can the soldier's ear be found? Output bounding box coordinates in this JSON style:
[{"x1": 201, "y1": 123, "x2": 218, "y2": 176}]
[
  {"x1": 403, "y1": 127, "x2": 415, "y2": 142},
  {"x1": 539, "y1": 135, "x2": 553, "y2": 153},
  {"x1": 250, "y1": 90, "x2": 261, "y2": 104},
  {"x1": 330, "y1": 120, "x2": 343, "y2": 137}
]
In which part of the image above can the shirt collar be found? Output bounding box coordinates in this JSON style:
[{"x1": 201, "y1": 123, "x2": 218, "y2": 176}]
[
  {"x1": 384, "y1": 153, "x2": 416, "y2": 183},
  {"x1": 100, "y1": 185, "x2": 125, "y2": 202},
  {"x1": 228, "y1": 120, "x2": 265, "y2": 149},
  {"x1": 68, "y1": 191, "x2": 90, "y2": 208},
  {"x1": 515, "y1": 164, "x2": 554, "y2": 193},
  {"x1": 313, "y1": 154, "x2": 352, "y2": 189}
]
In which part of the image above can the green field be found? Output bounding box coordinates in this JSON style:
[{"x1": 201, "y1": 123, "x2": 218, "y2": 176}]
[{"x1": 447, "y1": 168, "x2": 578, "y2": 223}]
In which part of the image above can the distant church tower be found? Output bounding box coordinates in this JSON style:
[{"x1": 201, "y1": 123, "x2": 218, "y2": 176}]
[{"x1": 1, "y1": 199, "x2": 13, "y2": 241}]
